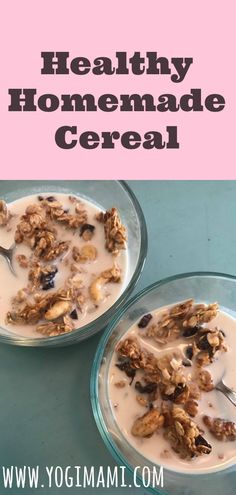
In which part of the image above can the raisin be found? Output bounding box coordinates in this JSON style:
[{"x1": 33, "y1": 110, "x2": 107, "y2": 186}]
[
  {"x1": 195, "y1": 434, "x2": 212, "y2": 453},
  {"x1": 135, "y1": 381, "x2": 158, "y2": 394},
  {"x1": 182, "y1": 358, "x2": 192, "y2": 367},
  {"x1": 40, "y1": 267, "x2": 58, "y2": 291},
  {"x1": 46, "y1": 196, "x2": 56, "y2": 202},
  {"x1": 138, "y1": 313, "x2": 153, "y2": 328},
  {"x1": 70, "y1": 309, "x2": 78, "y2": 320},
  {"x1": 164, "y1": 384, "x2": 186, "y2": 402},
  {"x1": 185, "y1": 345, "x2": 193, "y2": 360},
  {"x1": 38, "y1": 195, "x2": 44, "y2": 201},
  {"x1": 183, "y1": 326, "x2": 199, "y2": 338},
  {"x1": 116, "y1": 359, "x2": 136, "y2": 382},
  {"x1": 42, "y1": 279, "x2": 55, "y2": 291},
  {"x1": 197, "y1": 334, "x2": 212, "y2": 352},
  {"x1": 80, "y1": 224, "x2": 95, "y2": 236}
]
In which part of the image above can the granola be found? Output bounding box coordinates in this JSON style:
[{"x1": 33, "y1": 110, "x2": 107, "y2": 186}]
[
  {"x1": 165, "y1": 407, "x2": 212, "y2": 458},
  {"x1": 1, "y1": 194, "x2": 127, "y2": 337},
  {"x1": 96, "y1": 207, "x2": 127, "y2": 255},
  {"x1": 145, "y1": 300, "x2": 220, "y2": 348},
  {"x1": 203, "y1": 416, "x2": 236, "y2": 441}
]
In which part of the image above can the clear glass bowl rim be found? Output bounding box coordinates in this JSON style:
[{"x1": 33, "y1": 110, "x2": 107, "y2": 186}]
[
  {"x1": 90, "y1": 271, "x2": 236, "y2": 494},
  {"x1": 0, "y1": 180, "x2": 147, "y2": 346}
]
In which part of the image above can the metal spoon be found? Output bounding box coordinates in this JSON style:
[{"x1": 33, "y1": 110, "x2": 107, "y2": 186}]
[
  {"x1": 0, "y1": 244, "x2": 16, "y2": 275},
  {"x1": 215, "y1": 378, "x2": 236, "y2": 407}
]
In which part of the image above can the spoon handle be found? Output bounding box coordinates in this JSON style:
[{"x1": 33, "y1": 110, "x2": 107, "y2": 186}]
[
  {"x1": 216, "y1": 382, "x2": 236, "y2": 407},
  {"x1": 0, "y1": 246, "x2": 11, "y2": 256},
  {"x1": 0, "y1": 245, "x2": 16, "y2": 276}
]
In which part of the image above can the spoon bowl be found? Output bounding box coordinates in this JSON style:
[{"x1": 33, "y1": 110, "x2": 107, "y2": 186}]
[
  {"x1": 0, "y1": 244, "x2": 16, "y2": 276},
  {"x1": 215, "y1": 377, "x2": 236, "y2": 407}
]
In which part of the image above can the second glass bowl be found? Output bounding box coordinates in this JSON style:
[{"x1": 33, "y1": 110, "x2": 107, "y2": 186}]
[{"x1": 91, "y1": 272, "x2": 236, "y2": 495}]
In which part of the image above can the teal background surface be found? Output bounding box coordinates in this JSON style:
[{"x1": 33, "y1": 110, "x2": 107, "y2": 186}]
[{"x1": 0, "y1": 180, "x2": 236, "y2": 495}]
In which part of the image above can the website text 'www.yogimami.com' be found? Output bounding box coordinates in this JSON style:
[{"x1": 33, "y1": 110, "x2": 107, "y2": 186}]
[{"x1": 0, "y1": 465, "x2": 164, "y2": 490}]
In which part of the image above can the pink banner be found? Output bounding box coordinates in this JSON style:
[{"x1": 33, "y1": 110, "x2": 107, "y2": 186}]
[{"x1": 1, "y1": 0, "x2": 235, "y2": 179}]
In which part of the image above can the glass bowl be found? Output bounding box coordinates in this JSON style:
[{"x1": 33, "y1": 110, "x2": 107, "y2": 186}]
[
  {"x1": 0, "y1": 180, "x2": 147, "y2": 347},
  {"x1": 91, "y1": 272, "x2": 236, "y2": 495}
]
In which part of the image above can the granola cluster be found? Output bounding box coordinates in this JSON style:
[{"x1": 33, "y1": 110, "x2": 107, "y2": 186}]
[
  {"x1": 14, "y1": 203, "x2": 70, "y2": 261},
  {"x1": 145, "y1": 300, "x2": 219, "y2": 345},
  {"x1": 96, "y1": 207, "x2": 127, "y2": 255},
  {"x1": 114, "y1": 301, "x2": 235, "y2": 460},
  {"x1": 1, "y1": 195, "x2": 127, "y2": 337},
  {"x1": 203, "y1": 415, "x2": 236, "y2": 441},
  {"x1": 165, "y1": 407, "x2": 212, "y2": 458}
]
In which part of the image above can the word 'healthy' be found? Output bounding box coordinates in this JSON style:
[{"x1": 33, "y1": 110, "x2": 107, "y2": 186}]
[{"x1": 7, "y1": 51, "x2": 226, "y2": 150}]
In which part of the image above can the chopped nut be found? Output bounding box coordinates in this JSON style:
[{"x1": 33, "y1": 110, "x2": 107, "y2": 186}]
[
  {"x1": 184, "y1": 399, "x2": 198, "y2": 417},
  {"x1": 131, "y1": 408, "x2": 164, "y2": 437},
  {"x1": 89, "y1": 264, "x2": 121, "y2": 302},
  {"x1": 72, "y1": 244, "x2": 97, "y2": 263},
  {"x1": 80, "y1": 223, "x2": 95, "y2": 241},
  {"x1": 136, "y1": 395, "x2": 148, "y2": 407},
  {"x1": 45, "y1": 300, "x2": 71, "y2": 320}
]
